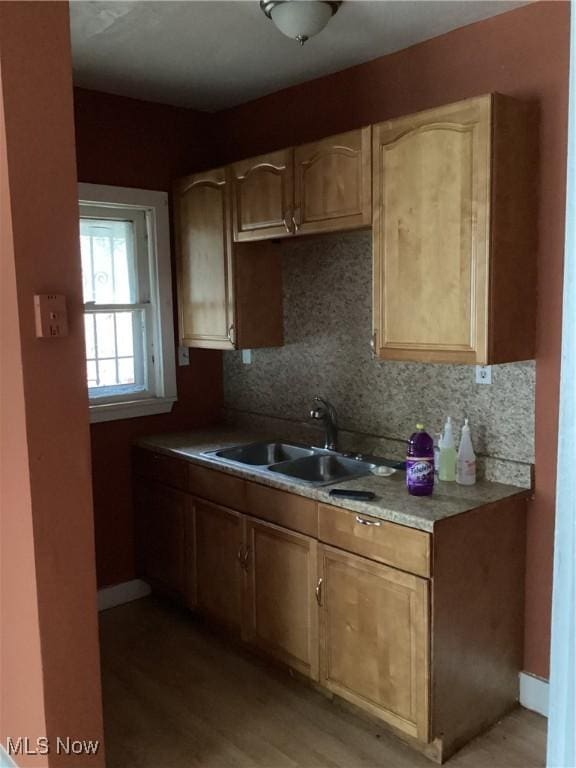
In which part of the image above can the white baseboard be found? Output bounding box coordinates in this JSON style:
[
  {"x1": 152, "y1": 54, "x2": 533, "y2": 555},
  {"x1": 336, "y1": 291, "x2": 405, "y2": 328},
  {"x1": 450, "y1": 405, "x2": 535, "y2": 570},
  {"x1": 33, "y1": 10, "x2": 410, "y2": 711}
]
[
  {"x1": 520, "y1": 671, "x2": 549, "y2": 717},
  {"x1": 97, "y1": 579, "x2": 151, "y2": 612}
]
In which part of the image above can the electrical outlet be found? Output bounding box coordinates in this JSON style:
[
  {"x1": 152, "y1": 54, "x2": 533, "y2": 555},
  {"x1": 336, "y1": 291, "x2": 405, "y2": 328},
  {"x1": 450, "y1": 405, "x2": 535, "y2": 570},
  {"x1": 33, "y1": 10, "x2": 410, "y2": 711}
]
[
  {"x1": 34, "y1": 294, "x2": 68, "y2": 338},
  {"x1": 242, "y1": 349, "x2": 253, "y2": 365},
  {"x1": 475, "y1": 365, "x2": 492, "y2": 385},
  {"x1": 178, "y1": 346, "x2": 190, "y2": 366}
]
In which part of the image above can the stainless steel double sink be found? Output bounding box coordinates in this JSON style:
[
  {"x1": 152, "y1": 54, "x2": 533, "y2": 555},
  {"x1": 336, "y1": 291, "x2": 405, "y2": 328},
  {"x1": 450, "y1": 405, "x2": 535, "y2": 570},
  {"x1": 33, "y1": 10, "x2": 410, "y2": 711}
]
[{"x1": 203, "y1": 441, "x2": 380, "y2": 486}]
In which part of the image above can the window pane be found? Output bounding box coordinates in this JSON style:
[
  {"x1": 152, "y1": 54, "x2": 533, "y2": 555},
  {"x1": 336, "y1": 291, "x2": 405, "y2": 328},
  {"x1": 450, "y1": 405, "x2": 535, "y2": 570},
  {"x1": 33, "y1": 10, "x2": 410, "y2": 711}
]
[
  {"x1": 84, "y1": 313, "x2": 96, "y2": 359},
  {"x1": 86, "y1": 360, "x2": 98, "y2": 388},
  {"x1": 95, "y1": 313, "x2": 116, "y2": 358},
  {"x1": 85, "y1": 309, "x2": 147, "y2": 399},
  {"x1": 79, "y1": 218, "x2": 137, "y2": 304},
  {"x1": 98, "y1": 359, "x2": 117, "y2": 387},
  {"x1": 118, "y1": 358, "x2": 135, "y2": 384},
  {"x1": 115, "y1": 312, "x2": 134, "y2": 357}
]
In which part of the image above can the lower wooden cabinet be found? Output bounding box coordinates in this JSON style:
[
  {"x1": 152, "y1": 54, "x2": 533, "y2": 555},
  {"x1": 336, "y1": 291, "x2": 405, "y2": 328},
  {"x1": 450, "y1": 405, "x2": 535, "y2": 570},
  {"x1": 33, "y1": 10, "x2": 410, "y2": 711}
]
[
  {"x1": 318, "y1": 545, "x2": 429, "y2": 741},
  {"x1": 244, "y1": 517, "x2": 319, "y2": 679},
  {"x1": 135, "y1": 479, "x2": 188, "y2": 598},
  {"x1": 134, "y1": 451, "x2": 526, "y2": 763},
  {"x1": 194, "y1": 499, "x2": 244, "y2": 635}
]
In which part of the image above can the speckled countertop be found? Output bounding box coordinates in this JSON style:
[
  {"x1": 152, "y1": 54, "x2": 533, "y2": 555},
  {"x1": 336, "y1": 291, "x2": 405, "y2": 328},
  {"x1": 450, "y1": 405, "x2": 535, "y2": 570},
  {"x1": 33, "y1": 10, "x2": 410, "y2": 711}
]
[{"x1": 136, "y1": 428, "x2": 530, "y2": 533}]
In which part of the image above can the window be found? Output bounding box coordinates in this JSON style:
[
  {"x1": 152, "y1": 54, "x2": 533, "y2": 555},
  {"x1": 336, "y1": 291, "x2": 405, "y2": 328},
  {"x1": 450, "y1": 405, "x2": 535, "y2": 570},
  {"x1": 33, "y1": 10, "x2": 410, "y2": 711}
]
[{"x1": 78, "y1": 184, "x2": 177, "y2": 423}]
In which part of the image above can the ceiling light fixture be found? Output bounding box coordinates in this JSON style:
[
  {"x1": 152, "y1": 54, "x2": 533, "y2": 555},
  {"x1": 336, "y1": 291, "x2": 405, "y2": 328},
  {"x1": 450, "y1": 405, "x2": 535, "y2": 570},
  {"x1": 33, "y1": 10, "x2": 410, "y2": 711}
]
[{"x1": 260, "y1": 1, "x2": 341, "y2": 46}]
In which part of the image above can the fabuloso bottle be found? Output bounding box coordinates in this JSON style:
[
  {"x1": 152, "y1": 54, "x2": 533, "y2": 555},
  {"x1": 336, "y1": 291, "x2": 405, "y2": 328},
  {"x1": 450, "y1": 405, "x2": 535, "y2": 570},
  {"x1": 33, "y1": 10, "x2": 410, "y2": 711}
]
[{"x1": 406, "y1": 424, "x2": 434, "y2": 496}]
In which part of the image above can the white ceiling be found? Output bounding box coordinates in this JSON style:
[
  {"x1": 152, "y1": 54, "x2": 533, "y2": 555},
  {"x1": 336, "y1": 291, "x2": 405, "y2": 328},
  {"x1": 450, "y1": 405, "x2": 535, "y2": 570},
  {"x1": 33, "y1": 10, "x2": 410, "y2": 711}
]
[{"x1": 70, "y1": 0, "x2": 528, "y2": 112}]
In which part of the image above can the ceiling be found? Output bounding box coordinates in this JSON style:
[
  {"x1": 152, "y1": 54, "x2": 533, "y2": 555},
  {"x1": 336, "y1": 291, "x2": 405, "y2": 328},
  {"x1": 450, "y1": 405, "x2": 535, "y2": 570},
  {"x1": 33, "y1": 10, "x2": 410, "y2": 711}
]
[{"x1": 70, "y1": 0, "x2": 528, "y2": 112}]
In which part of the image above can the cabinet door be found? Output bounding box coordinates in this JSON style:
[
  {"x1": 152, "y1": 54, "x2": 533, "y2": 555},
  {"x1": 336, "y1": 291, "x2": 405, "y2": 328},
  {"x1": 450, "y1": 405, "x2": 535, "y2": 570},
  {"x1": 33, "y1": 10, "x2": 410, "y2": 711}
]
[
  {"x1": 318, "y1": 545, "x2": 429, "y2": 742},
  {"x1": 244, "y1": 518, "x2": 319, "y2": 679},
  {"x1": 294, "y1": 127, "x2": 371, "y2": 236},
  {"x1": 194, "y1": 499, "x2": 244, "y2": 635},
  {"x1": 372, "y1": 96, "x2": 491, "y2": 363},
  {"x1": 231, "y1": 149, "x2": 294, "y2": 241},
  {"x1": 175, "y1": 168, "x2": 235, "y2": 349},
  {"x1": 135, "y1": 480, "x2": 188, "y2": 598}
]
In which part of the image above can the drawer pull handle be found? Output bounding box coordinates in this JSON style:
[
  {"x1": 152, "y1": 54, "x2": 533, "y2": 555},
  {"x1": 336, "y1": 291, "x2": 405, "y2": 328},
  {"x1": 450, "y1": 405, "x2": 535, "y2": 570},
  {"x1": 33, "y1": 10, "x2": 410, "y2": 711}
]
[
  {"x1": 355, "y1": 515, "x2": 381, "y2": 527},
  {"x1": 315, "y1": 577, "x2": 323, "y2": 606}
]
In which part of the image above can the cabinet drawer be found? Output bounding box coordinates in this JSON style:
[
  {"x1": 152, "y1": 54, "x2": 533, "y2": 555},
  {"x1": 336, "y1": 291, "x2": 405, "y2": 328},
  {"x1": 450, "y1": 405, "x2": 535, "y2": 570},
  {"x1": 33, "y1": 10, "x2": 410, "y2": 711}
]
[
  {"x1": 133, "y1": 448, "x2": 189, "y2": 491},
  {"x1": 246, "y1": 482, "x2": 317, "y2": 537},
  {"x1": 318, "y1": 504, "x2": 430, "y2": 578},
  {"x1": 188, "y1": 464, "x2": 246, "y2": 511}
]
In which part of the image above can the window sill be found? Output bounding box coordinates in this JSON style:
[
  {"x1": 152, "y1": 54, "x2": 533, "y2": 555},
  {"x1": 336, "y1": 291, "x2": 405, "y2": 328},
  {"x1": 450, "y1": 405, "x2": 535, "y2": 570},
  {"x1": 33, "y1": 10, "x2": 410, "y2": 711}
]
[{"x1": 89, "y1": 397, "x2": 176, "y2": 424}]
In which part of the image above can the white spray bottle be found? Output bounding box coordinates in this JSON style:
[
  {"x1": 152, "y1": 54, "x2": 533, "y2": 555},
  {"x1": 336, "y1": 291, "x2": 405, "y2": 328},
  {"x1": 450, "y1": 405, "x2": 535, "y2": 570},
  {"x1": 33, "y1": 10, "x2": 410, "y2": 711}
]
[{"x1": 457, "y1": 418, "x2": 476, "y2": 485}]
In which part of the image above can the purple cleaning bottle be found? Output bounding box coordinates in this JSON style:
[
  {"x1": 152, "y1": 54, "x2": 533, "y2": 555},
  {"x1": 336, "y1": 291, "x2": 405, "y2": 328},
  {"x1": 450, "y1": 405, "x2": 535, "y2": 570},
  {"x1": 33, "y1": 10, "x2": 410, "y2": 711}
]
[{"x1": 406, "y1": 424, "x2": 434, "y2": 496}]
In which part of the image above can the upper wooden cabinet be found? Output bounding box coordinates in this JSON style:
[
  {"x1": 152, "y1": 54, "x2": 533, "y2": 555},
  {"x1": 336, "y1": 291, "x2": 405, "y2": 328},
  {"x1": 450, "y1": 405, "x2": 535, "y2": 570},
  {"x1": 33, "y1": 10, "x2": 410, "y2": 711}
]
[
  {"x1": 294, "y1": 128, "x2": 372, "y2": 235},
  {"x1": 174, "y1": 168, "x2": 283, "y2": 350},
  {"x1": 175, "y1": 168, "x2": 233, "y2": 349},
  {"x1": 372, "y1": 94, "x2": 537, "y2": 364},
  {"x1": 230, "y1": 127, "x2": 372, "y2": 242},
  {"x1": 232, "y1": 149, "x2": 294, "y2": 241}
]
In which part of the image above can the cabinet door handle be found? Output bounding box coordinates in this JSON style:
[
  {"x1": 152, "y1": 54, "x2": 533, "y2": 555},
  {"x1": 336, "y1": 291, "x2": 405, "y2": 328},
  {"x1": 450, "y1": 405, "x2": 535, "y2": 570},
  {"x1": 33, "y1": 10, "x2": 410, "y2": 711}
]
[
  {"x1": 355, "y1": 515, "x2": 381, "y2": 527},
  {"x1": 283, "y1": 211, "x2": 293, "y2": 233},
  {"x1": 315, "y1": 577, "x2": 323, "y2": 606},
  {"x1": 370, "y1": 331, "x2": 377, "y2": 356},
  {"x1": 241, "y1": 545, "x2": 251, "y2": 570},
  {"x1": 292, "y1": 210, "x2": 301, "y2": 233},
  {"x1": 227, "y1": 324, "x2": 235, "y2": 346},
  {"x1": 237, "y1": 545, "x2": 244, "y2": 565}
]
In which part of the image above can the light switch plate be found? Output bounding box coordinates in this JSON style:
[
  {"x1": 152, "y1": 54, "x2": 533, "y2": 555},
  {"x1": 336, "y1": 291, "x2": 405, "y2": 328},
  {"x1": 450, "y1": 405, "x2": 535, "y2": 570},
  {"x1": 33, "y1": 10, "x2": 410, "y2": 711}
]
[
  {"x1": 475, "y1": 365, "x2": 492, "y2": 384},
  {"x1": 178, "y1": 346, "x2": 190, "y2": 366},
  {"x1": 34, "y1": 294, "x2": 68, "y2": 338}
]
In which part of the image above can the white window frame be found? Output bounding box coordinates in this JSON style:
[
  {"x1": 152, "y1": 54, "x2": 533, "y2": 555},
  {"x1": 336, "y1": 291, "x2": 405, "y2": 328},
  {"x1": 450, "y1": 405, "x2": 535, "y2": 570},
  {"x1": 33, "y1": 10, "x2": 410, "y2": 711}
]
[{"x1": 78, "y1": 183, "x2": 177, "y2": 424}]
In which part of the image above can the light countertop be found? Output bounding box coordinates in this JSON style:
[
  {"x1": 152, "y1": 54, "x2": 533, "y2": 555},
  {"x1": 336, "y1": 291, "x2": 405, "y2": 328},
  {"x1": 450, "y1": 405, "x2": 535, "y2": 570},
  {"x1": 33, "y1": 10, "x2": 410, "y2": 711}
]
[{"x1": 136, "y1": 428, "x2": 530, "y2": 533}]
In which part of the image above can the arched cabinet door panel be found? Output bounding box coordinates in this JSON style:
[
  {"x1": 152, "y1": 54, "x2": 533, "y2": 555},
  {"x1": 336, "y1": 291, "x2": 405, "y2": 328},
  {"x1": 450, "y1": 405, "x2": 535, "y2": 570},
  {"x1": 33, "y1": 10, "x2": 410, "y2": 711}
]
[
  {"x1": 372, "y1": 93, "x2": 537, "y2": 364},
  {"x1": 294, "y1": 127, "x2": 372, "y2": 235},
  {"x1": 175, "y1": 167, "x2": 235, "y2": 349},
  {"x1": 231, "y1": 149, "x2": 294, "y2": 242}
]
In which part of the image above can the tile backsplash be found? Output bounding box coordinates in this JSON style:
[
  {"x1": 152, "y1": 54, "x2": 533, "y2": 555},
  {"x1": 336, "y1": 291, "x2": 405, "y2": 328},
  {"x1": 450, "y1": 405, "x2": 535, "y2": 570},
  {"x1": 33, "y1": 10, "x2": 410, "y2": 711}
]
[{"x1": 223, "y1": 231, "x2": 535, "y2": 487}]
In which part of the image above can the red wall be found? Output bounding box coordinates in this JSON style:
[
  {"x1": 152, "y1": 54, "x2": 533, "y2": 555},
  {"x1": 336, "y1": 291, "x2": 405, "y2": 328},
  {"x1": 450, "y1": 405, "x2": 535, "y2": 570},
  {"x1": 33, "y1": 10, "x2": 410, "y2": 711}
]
[
  {"x1": 1, "y1": 4, "x2": 104, "y2": 763},
  {"x1": 209, "y1": 1, "x2": 569, "y2": 679},
  {"x1": 74, "y1": 89, "x2": 223, "y2": 588}
]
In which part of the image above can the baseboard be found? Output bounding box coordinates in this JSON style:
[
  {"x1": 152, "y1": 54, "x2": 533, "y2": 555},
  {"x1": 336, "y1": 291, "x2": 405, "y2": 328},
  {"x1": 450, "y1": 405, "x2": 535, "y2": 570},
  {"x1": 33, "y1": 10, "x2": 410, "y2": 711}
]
[
  {"x1": 519, "y1": 671, "x2": 549, "y2": 717},
  {"x1": 97, "y1": 579, "x2": 151, "y2": 612},
  {"x1": 0, "y1": 746, "x2": 17, "y2": 767}
]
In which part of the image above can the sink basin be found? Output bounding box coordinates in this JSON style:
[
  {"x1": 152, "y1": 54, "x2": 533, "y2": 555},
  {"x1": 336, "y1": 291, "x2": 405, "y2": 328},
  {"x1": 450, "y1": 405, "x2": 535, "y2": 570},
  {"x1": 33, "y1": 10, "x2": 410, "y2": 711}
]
[
  {"x1": 269, "y1": 454, "x2": 376, "y2": 485},
  {"x1": 211, "y1": 441, "x2": 315, "y2": 466}
]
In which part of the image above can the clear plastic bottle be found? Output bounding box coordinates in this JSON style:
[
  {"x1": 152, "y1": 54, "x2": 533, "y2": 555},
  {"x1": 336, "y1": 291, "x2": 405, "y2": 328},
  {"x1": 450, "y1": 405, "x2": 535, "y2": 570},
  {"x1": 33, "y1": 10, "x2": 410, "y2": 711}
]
[
  {"x1": 406, "y1": 424, "x2": 434, "y2": 496},
  {"x1": 438, "y1": 416, "x2": 457, "y2": 482},
  {"x1": 457, "y1": 418, "x2": 477, "y2": 485}
]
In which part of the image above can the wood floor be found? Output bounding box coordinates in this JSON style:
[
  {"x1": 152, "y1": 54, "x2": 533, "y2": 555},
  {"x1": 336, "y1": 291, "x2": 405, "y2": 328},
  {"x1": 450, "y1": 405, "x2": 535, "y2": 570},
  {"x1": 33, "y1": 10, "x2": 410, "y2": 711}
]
[{"x1": 99, "y1": 597, "x2": 546, "y2": 768}]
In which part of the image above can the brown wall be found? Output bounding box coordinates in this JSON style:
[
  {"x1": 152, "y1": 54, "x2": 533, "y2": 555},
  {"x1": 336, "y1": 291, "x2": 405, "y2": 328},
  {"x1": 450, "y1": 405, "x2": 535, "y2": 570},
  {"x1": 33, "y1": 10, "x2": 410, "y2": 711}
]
[
  {"x1": 74, "y1": 89, "x2": 223, "y2": 588},
  {"x1": 0, "y1": 3, "x2": 104, "y2": 764},
  {"x1": 209, "y1": 1, "x2": 569, "y2": 679}
]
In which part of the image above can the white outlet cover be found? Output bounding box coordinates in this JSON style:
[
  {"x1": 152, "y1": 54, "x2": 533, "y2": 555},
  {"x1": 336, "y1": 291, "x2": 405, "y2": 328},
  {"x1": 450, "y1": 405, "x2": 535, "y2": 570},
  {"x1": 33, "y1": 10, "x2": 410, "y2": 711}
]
[
  {"x1": 242, "y1": 349, "x2": 253, "y2": 365},
  {"x1": 475, "y1": 365, "x2": 492, "y2": 384},
  {"x1": 178, "y1": 346, "x2": 190, "y2": 366}
]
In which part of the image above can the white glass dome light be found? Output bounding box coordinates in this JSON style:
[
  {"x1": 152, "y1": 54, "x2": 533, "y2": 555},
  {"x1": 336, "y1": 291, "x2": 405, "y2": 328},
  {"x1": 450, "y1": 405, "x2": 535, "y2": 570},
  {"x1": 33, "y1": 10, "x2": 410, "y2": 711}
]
[{"x1": 260, "y1": 1, "x2": 342, "y2": 46}]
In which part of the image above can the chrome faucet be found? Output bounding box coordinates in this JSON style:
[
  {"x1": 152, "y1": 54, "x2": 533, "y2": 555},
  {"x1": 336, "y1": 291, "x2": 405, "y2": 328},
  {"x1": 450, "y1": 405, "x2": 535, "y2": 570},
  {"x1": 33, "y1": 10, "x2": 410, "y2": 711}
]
[{"x1": 310, "y1": 396, "x2": 338, "y2": 451}]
